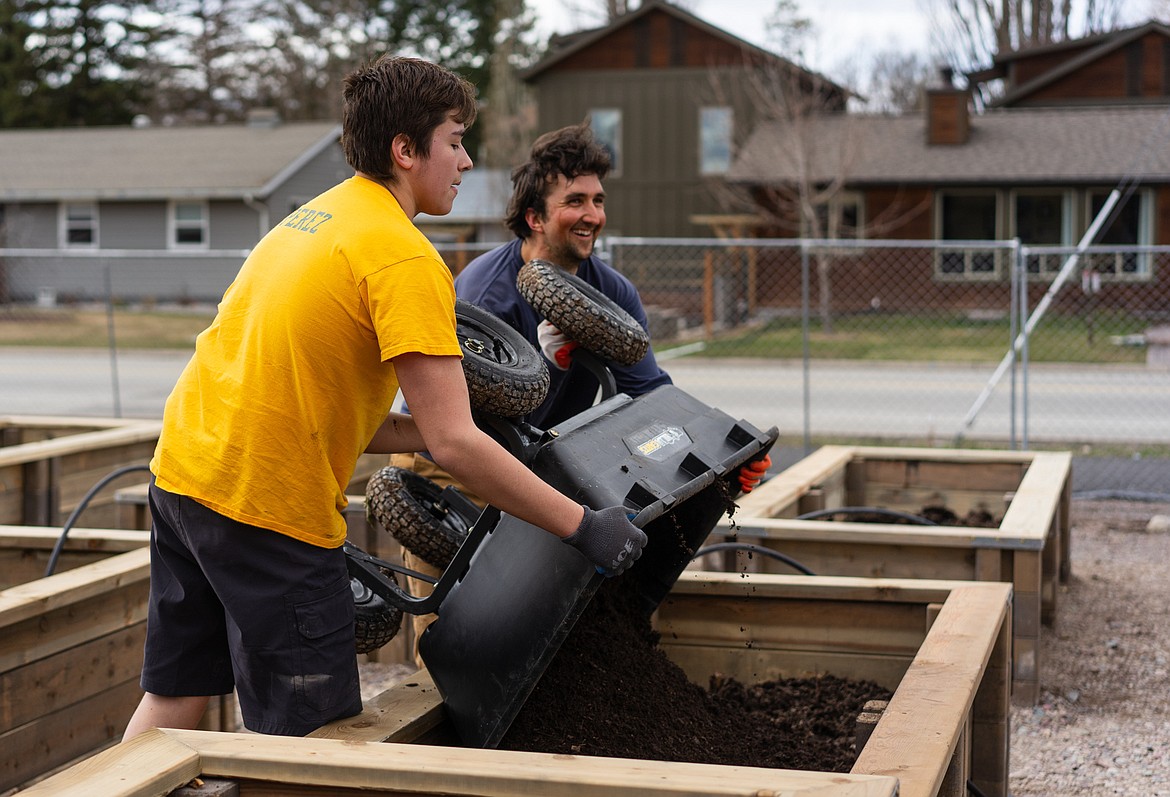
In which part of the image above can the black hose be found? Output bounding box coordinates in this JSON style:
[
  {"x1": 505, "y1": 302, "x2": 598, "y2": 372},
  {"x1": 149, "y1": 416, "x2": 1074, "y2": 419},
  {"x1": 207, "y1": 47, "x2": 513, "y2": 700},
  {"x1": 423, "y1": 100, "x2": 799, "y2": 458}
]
[
  {"x1": 795, "y1": 506, "x2": 939, "y2": 525},
  {"x1": 44, "y1": 464, "x2": 152, "y2": 578},
  {"x1": 1073, "y1": 489, "x2": 1170, "y2": 503},
  {"x1": 692, "y1": 542, "x2": 816, "y2": 575}
]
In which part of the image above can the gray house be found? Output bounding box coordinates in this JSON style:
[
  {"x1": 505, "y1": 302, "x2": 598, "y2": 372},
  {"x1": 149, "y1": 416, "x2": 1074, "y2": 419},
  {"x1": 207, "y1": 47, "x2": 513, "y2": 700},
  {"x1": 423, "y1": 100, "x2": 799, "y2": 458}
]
[
  {"x1": 0, "y1": 114, "x2": 348, "y2": 303},
  {"x1": 0, "y1": 114, "x2": 518, "y2": 304}
]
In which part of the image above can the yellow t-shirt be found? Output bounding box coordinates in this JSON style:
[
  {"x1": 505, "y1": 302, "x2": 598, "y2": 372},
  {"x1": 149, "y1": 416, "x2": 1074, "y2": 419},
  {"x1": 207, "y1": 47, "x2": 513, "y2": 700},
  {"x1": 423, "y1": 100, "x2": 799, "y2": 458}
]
[{"x1": 151, "y1": 176, "x2": 462, "y2": 547}]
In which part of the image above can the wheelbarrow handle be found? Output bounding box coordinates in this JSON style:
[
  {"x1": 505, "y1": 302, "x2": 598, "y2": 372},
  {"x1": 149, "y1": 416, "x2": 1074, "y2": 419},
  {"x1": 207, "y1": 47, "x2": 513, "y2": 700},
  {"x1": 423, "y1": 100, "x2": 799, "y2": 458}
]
[{"x1": 346, "y1": 505, "x2": 503, "y2": 615}]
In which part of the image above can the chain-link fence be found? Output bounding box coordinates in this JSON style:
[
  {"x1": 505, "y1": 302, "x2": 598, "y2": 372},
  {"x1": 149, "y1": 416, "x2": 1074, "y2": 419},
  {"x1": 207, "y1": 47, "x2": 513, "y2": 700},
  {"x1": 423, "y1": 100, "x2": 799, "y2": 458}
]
[{"x1": 2, "y1": 239, "x2": 1168, "y2": 495}]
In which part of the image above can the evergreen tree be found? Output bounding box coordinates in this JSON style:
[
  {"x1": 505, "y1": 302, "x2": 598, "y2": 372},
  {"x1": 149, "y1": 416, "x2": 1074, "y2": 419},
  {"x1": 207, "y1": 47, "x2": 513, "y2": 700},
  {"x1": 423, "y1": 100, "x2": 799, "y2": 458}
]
[
  {"x1": 0, "y1": 0, "x2": 54, "y2": 126},
  {"x1": 17, "y1": 0, "x2": 162, "y2": 126}
]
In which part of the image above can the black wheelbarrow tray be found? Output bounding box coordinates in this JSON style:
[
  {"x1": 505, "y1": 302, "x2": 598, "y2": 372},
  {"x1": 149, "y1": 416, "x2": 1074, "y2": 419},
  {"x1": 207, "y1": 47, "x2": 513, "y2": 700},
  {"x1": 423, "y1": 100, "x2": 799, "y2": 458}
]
[{"x1": 362, "y1": 383, "x2": 776, "y2": 749}]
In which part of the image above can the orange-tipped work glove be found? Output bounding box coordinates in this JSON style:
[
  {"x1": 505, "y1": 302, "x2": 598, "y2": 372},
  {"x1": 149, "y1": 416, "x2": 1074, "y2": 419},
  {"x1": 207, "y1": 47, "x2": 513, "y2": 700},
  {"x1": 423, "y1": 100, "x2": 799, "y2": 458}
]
[
  {"x1": 537, "y1": 319, "x2": 580, "y2": 370},
  {"x1": 737, "y1": 454, "x2": 772, "y2": 493}
]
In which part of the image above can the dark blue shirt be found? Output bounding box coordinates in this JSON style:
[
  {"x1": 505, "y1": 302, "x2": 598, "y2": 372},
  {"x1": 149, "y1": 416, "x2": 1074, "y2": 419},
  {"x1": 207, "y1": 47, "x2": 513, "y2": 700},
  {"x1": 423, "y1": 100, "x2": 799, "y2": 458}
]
[{"x1": 454, "y1": 238, "x2": 672, "y2": 429}]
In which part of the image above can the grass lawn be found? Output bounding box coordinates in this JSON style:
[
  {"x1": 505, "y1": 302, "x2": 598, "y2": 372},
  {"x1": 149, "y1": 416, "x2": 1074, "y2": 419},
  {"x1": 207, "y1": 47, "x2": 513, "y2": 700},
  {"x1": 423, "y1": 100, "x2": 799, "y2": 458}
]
[
  {"x1": 0, "y1": 306, "x2": 213, "y2": 349},
  {"x1": 0, "y1": 306, "x2": 1150, "y2": 365},
  {"x1": 690, "y1": 312, "x2": 1148, "y2": 364}
]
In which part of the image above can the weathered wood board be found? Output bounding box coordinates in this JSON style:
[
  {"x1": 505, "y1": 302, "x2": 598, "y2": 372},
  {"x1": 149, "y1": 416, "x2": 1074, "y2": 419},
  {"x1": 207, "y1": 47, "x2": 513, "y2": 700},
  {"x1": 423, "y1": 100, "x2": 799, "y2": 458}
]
[
  {"x1": 21, "y1": 573, "x2": 1011, "y2": 797},
  {"x1": 0, "y1": 527, "x2": 234, "y2": 794},
  {"x1": 723, "y1": 445, "x2": 1071, "y2": 705},
  {"x1": 0, "y1": 416, "x2": 163, "y2": 529}
]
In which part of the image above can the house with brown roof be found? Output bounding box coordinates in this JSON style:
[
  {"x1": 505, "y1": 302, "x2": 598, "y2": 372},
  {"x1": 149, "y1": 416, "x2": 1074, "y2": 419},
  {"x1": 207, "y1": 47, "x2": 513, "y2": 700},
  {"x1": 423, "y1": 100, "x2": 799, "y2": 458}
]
[
  {"x1": 520, "y1": 0, "x2": 849, "y2": 239},
  {"x1": 728, "y1": 20, "x2": 1170, "y2": 316}
]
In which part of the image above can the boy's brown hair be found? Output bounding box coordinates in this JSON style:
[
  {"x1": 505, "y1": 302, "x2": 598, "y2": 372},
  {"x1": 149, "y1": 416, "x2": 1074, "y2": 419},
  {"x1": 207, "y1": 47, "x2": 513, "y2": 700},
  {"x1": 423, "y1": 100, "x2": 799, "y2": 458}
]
[{"x1": 341, "y1": 55, "x2": 477, "y2": 184}]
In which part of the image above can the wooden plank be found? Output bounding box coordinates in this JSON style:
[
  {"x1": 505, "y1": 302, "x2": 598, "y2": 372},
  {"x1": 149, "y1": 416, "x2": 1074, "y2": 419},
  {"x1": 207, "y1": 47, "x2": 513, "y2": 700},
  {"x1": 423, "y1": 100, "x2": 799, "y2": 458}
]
[
  {"x1": 0, "y1": 677, "x2": 144, "y2": 792},
  {"x1": 0, "y1": 525, "x2": 149, "y2": 552},
  {"x1": 998, "y1": 453, "x2": 1069, "y2": 545},
  {"x1": 1, "y1": 623, "x2": 146, "y2": 730},
  {"x1": 309, "y1": 670, "x2": 444, "y2": 744},
  {"x1": 658, "y1": 594, "x2": 929, "y2": 657},
  {"x1": 855, "y1": 458, "x2": 1026, "y2": 493},
  {"x1": 739, "y1": 538, "x2": 979, "y2": 581},
  {"x1": 732, "y1": 445, "x2": 854, "y2": 519},
  {"x1": 851, "y1": 582, "x2": 1010, "y2": 797},
  {"x1": 846, "y1": 446, "x2": 1037, "y2": 464},
  {"x1": 22, "y1": 458, "x2": 55, "y2": 525},
  {"x1": 10, "y1": 728, "x2": 200, "y2": 797},
  {"x1": 0, "y1": 422, "x2": 162, "y2": 468},
  {"x1": 182, "y1": 730, "x2": 899, "y2": 796},
  {"x1": 0, "y1": 549, "x2": 151, "y2": 670},
  {"x1": 669, "y1": 570, "x2": 963, "y2": 604},
  {"x1": 0, "y1": 549, "x2": 140, "y2": 588},
  {"x1": 969, "y1": 600, "x2": 1011, "y2": 797},
  {"x1": 0, "y1": 546, "x2": 150, "y2": 626},
  {"x1": 722, "y1": 516, "x2": 1033, "y2": 549},
  {"x1": 937, "y1": 714, "x2": 971, "y2": 797},
  {"x1": 858, "y1": 485, "x2": 1013, "y2": 517},
  {"x1": 664, "y1": 645, "x2": 913, "y2": 694},
  {"x1": 0, "y1": 416, "x2": 137, "y2": 433}
]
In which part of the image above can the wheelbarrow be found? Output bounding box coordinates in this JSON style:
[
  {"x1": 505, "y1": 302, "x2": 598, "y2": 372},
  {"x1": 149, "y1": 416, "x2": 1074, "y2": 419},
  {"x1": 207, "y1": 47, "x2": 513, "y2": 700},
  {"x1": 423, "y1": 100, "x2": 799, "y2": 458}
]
[{"x1": 347, "y1": 278, "x2": 778, "y2": 749}]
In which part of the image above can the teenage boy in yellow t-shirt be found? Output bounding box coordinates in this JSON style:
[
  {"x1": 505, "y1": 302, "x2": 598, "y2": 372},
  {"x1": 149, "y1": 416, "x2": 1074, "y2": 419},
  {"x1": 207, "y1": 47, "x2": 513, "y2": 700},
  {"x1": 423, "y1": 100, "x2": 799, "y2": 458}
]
[{"x1": 122, "y1": 55, "x2": 647, "y2": 741}]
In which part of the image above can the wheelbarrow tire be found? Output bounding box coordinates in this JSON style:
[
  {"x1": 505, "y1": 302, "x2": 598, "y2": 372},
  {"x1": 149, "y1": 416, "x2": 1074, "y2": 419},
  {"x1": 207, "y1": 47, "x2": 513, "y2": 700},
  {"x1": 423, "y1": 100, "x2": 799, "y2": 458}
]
[
  {"x1": 366, "y1": 465, "x2": 471, "y2": 569},
  {"x1": 456, "y1": 299, "x2": 550, "y2": 418},
  {"x1": 351, "y1": 564, "x2": 403, "y2": 654},
  {"x1": 516, "y1": 258, "x2": 649, "y2": 367}
]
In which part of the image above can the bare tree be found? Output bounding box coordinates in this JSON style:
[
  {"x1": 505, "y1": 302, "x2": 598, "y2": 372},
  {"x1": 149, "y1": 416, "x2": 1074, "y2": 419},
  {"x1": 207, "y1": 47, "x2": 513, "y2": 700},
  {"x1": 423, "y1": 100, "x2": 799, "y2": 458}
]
[
  {"x1": 857, "y1": 49, "x2": 935, "y2": 114},
  {"x1": 927, "y1": 0, "x2": 1131, "y2": 78},
  {"x1": 481, "y1": 0, "x2": 537, "y2": 168},
  {"x1": 705, "y1": 56, "x2": 859, "y2": 334}
]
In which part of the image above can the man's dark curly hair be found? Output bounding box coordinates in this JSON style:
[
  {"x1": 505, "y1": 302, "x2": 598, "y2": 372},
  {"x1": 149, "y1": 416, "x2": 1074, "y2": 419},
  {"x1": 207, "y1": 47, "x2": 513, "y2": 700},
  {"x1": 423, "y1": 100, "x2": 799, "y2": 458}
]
[
  {"x1": 504, "y1": 122, "x2": 611, "y2": 239},
  {"x1": 341, "y1": 55, "x2": 477, "y2": 186}
]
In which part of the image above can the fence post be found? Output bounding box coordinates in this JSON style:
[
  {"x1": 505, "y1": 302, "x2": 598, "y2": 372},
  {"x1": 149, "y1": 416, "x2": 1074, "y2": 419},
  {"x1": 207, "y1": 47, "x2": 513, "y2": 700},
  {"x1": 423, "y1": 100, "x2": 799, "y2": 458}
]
[
  {"x1": 800, "y1": 241, "x2": 811, "y2": 454},
  {"x1": 104, "y1": 261, "x2": 122, "y2": 418}
]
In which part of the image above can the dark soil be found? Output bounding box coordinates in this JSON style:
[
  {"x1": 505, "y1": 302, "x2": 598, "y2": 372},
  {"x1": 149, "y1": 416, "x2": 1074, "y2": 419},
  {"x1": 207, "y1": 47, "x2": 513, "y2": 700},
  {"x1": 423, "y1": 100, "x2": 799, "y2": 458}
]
[
  {"x1": 499, "y1": 575, "x2": 891, "y2": 772},
  {"x1": 829, "y1": 504, "x2": 1000, "y2": 527}
]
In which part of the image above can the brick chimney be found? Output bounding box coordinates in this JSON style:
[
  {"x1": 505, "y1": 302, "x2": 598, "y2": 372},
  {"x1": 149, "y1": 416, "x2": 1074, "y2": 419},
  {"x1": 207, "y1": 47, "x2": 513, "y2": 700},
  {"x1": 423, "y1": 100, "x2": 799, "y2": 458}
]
[{"x1": 925, "y1": 67, "x2": 970, "y2": 146}]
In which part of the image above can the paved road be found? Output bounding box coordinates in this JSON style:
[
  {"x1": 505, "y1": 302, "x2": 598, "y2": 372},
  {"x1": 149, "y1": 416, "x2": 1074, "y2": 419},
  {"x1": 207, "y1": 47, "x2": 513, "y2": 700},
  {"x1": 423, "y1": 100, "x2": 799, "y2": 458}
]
[{"x1": 3, "y1": 347, "x2": 1167, "y2": 494}]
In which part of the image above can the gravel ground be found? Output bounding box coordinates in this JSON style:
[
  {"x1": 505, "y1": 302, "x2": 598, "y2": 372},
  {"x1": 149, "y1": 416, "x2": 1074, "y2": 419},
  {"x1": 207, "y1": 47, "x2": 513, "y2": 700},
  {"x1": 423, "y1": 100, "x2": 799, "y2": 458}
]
[
  {"x1": 358, "y1": 498, "x2": 1170, "y2": 795},
  {"x1": 1009, "y1": 498, "x2": 1170, "y2": 797}
]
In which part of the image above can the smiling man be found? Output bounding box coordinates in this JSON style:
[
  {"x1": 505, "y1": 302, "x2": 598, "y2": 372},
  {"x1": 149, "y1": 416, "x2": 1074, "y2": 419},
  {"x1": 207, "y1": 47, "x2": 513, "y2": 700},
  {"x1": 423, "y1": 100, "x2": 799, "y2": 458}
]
[{"x1": 453, "y1": 122, "x2": 673, "y2": 429}]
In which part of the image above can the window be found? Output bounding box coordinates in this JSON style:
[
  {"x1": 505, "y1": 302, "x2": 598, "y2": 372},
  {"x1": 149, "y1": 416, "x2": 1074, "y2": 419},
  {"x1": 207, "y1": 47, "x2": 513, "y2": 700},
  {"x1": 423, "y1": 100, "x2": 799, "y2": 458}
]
[
  {"x1": 170, "y1": 201, "x2": 209, "y2": 248},
  {"x1": 699, "y1": 106, "x2": 732, "y2": 175},
  {"x1": 589, "y1": 108, "x2": 622, "y2": 178},
  {"x1": 806, "y1": 192, "x2": 863, "y2": 239},
  {"x1": 936, "y1": 190, "x2": 1001, "y2": 279},
  {"x1": 1012, "y1": 190, "x2": 1072, "y2": 276},
  {"x1": 1085, "y1": 189, "x2": 1152, "y2": 278},
  {"x1": 60, "y1": 202, "x2": 98, "y2": 248}
]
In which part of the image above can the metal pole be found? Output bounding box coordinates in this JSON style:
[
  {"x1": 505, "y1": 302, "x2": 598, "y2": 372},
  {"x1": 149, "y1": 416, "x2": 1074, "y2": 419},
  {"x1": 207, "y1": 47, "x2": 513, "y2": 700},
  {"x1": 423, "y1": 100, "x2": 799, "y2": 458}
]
[
  {"x1": 1008, "y1": 241, "x2": 1019, "y2": 449},
  {"x1": 104, "y1": 262, "x2": 122, "y2": 418},
  {"x1": 1020, "y1": 244, "x2": 1031, "y2": 450},
  {"x1": 955, "y1": 189, "x2": 1121, "y2": 441},
  {"x1": 800, "y1": 242, "x2": 811, "y2": 454}
]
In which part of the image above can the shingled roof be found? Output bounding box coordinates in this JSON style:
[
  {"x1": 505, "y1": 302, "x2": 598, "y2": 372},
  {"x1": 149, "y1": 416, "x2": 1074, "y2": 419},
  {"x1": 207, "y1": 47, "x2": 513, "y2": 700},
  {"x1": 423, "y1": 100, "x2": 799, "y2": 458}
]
[
  {"x1": 728, "y1": 105, "x2": 1170, "y2": 186},
  {"x1": 0, "y1": 120, "x2": 340, "y2": 202}
]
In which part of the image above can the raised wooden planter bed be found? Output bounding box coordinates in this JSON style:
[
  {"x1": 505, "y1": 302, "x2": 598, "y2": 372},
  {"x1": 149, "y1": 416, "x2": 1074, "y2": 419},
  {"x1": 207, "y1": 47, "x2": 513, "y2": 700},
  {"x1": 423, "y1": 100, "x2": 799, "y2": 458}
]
[
  {"x1": 22, "y1": 573, "x2": 1011, "y2": 797},
  {"x1": 723, "y1": 445, "x2": 1072, "y2": 705},
  {"x1": 0, "y1": 525, "x2": 234, "y2": 794},
  {"x1": 0, "y1": 416, "x2": 162, "y2": 529}
]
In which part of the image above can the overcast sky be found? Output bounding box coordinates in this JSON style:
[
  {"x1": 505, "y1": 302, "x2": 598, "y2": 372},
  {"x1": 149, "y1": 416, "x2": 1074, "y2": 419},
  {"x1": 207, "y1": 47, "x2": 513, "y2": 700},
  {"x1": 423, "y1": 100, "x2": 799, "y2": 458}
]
[
  {"x1": 528, "y1": 0, "x2": 935, "y2": 76},
  {"x1": 527, "y1": 0, "x2": 1158, "y2": 79}
]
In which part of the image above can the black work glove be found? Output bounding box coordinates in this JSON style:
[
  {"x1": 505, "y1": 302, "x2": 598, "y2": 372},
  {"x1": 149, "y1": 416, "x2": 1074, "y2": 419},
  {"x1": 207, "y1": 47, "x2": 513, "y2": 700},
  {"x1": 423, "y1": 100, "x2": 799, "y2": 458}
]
[{"x1": 563, "y1": 505, "x2": 647, "y2": 577}]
